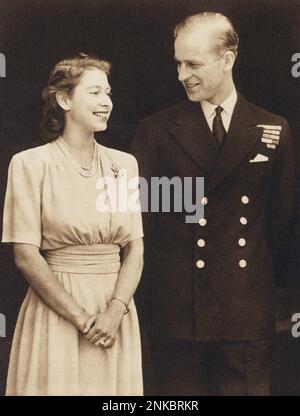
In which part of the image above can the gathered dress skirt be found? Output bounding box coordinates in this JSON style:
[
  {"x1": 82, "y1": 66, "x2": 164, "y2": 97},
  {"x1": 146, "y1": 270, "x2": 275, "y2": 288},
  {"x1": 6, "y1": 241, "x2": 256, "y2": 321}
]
[{"x1": 6, "y1": 244, "x2": 143, "y2": 396}]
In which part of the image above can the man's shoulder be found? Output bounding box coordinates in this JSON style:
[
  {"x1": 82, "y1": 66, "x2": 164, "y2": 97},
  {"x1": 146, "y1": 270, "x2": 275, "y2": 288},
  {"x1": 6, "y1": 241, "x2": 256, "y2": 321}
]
[
  {"x1": 243, "y1": 95, "x2": 289, "y2": 127},
  {"x1": 138, "y1": 100, "x2": 188, "y2": 127}
]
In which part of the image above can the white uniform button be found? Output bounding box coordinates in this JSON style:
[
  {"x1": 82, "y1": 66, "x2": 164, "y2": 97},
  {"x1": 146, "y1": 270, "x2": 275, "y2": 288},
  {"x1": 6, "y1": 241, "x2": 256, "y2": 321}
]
[
  {"x1": 199, "y1": 218, "x2": 207, "y2": 226},
  {"x1": 197, "y1": 239, "x2": 206, "y2": 247},
  {"x1": 240, "y1": 217, "x2": 247, "y2": 225},
  {"x1": 241, "y1": 195, "x2": 250, "y2": 204},
  {"x1": 201, "y1": 197, "x2": 208, "y2": 205},
  {"x1": 238, "y1": 238, "x2": 246, "y2": 247},
  {"x1": 196, "y1": 260, "x2": 205, "y2": 269},
  {"x1": 239, "y1": 259, "x2": 247, "y2": 268}
]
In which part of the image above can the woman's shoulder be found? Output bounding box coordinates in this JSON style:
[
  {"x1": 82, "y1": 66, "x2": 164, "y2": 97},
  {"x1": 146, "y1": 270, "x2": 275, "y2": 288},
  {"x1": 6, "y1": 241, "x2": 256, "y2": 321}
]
[
  {"x1": 12, "y1": 143, "x2": 51, "y2": 161},
  {"x1": 98, "y1": 143, "x2": 138, "y2": 168},
  {"x1": 10, "y1": 143, "x2": 52, "y2": 171}
]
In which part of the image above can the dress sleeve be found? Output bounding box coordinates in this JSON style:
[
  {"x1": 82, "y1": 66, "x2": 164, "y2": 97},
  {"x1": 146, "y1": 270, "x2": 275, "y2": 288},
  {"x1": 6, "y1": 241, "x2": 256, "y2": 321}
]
[
  {"x1": 122, "y1": 155, "x2": 144, "y2": 246},
  {"x1": 2, "y1": 152, "x2": 43, "y2": 247}
]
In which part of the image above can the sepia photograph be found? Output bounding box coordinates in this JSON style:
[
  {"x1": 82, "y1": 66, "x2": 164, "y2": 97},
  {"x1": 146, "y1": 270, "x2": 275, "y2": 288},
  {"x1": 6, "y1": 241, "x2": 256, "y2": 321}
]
[{"x1": 0, "y1": 0, "x2": 300, "y2": 400}]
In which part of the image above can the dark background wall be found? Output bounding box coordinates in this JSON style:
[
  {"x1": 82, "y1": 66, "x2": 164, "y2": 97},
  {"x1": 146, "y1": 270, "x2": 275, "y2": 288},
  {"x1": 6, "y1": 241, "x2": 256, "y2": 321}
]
[{"x1": 0, "y1": 0, "x2": 300, "y2": 395}]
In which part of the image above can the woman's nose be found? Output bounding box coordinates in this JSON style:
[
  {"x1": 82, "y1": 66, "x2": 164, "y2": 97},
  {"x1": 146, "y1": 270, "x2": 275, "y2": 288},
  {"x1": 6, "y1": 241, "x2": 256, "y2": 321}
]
[{"x1": 99, "y1": 94, "x2": 113, "y2": 108}]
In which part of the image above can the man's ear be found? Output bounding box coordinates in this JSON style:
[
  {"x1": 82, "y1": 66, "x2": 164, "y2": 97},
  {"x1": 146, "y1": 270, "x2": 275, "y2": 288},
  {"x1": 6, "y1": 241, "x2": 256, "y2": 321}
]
[
  {"x1": 223, "y1": 50, "x2": 236, "y2": 72},
  {"x1": 56, "y1": 91, "x2": 71, "y2": 111}
]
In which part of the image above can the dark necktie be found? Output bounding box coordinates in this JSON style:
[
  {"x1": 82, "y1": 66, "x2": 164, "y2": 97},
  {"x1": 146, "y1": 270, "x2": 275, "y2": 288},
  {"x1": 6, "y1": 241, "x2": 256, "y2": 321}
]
[{"x1": 212, "y1": 106, "x2": 226, "y2": 147}]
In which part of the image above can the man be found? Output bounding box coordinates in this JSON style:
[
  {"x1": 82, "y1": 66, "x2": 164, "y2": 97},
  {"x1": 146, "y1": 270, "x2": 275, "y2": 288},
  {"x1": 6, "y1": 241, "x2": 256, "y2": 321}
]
[{"x1": 132, "y1": 12, "x2": 295, "y2": 396}]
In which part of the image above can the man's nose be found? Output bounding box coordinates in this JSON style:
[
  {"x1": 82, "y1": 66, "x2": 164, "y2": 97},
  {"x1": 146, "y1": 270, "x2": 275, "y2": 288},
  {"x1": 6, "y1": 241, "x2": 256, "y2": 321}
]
[{"x1": 178, "y1": 64, "x2": 191, "y2": 82}]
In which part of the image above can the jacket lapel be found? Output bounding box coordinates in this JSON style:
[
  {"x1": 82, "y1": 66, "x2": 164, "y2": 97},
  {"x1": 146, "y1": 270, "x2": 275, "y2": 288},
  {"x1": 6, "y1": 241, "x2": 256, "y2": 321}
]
[
  {"x1": 167, "y1": 101, "x2": 218, "y2": 174},
  {"x1": 207, "y1": 94, "x2": 261, "y2": 192}
]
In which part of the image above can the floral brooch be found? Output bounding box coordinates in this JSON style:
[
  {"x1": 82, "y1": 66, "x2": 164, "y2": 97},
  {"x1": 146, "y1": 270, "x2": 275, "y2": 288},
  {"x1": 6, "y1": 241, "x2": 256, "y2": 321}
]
[{"x1": 111, "y1": 164, "x2": 124, "y2": 178}]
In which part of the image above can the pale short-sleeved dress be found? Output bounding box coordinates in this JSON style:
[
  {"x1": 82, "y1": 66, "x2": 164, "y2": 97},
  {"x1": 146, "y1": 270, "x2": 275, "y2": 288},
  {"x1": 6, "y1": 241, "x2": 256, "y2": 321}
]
[{"x1": 2, "y1": 137, "x2": 144, "y2": 396}]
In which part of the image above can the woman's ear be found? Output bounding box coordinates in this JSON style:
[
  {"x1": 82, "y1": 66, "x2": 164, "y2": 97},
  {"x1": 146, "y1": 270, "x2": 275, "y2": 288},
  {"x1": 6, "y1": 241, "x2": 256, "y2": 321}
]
[{"x1": 56, "y1": 91, "x2": 71, "y2": 111}]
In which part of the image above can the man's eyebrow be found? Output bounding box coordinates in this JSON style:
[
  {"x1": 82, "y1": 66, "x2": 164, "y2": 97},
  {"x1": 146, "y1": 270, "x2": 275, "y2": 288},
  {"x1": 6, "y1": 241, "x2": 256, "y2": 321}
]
[
  {"x1": 186, "y1": 60, "x2": 204, "y2": 65},
  {"x1": 174, "y1": 58, "x2": 204, "y2": 65}
]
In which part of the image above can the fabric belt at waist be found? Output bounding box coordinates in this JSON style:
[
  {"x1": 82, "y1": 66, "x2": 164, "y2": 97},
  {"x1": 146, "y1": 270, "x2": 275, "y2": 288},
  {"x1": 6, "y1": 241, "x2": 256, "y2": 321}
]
[{"x1": 42, "y1": 244, "x2": 121, "y2": 274}]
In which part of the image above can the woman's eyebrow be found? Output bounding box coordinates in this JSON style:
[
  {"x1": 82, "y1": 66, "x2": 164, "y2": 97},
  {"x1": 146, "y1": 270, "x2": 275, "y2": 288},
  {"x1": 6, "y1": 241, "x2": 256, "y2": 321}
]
[{"x1": 87, "y1": 85, "x2": 111, "y2": 91}]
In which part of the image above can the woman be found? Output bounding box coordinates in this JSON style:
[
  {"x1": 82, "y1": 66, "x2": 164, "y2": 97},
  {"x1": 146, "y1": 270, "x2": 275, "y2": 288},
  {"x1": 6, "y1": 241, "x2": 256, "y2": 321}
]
[{"x1": 2, "y1": 53, "x2": 144, "y2": 396}]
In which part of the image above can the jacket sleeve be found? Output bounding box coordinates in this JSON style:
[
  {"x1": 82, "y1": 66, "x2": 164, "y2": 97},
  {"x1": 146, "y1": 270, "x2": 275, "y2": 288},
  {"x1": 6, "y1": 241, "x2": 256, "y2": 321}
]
[
  {"x1": 268, "y1": 119, "x2": 299, "y2": 318},
  {"x1": 268, "y1": 120, "x2": 295, "y2": 256},
  {"x1": 131, "y1": 119, "x2": 161, "y2": 327}
]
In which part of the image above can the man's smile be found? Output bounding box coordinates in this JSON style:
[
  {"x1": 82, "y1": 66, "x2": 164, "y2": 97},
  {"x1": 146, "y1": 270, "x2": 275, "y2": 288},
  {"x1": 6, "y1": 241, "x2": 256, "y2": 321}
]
[{"x1": 184, "y1": 82, "x2": 201, "y2": 90}]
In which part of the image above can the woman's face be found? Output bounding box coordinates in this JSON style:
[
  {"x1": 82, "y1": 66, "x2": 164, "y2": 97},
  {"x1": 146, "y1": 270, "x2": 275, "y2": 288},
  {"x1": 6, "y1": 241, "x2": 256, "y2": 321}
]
[{"x1": 65, "y1": 68, "x2": 113, "y2": 133}]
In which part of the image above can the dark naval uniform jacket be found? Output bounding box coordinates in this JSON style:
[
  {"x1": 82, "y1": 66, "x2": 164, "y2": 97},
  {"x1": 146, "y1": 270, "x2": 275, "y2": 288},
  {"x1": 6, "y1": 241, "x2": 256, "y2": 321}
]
[{"x1": 132, "y1": 93, "x2": 295, "y2": 342}]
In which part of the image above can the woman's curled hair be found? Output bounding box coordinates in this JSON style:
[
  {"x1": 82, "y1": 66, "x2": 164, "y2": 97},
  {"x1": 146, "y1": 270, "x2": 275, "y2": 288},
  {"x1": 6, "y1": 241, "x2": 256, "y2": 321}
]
[{"x1": 40, "y1": 52, "x2": 111, "y2": 141}]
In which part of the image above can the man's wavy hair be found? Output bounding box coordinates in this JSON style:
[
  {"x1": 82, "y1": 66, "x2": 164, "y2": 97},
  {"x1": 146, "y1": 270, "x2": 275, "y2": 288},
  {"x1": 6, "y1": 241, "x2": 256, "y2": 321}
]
[
  {"x1": 40, "y1": 52, "x2": 111, "y2": 142},
  {"x1": 174, "y1": 12, "x2": 239, "y2": 57}
]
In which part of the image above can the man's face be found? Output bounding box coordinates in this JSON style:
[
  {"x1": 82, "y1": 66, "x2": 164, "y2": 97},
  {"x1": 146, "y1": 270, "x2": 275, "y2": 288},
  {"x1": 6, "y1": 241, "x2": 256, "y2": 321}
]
[{"x1": 174, "y1": 28, "x2": 227, "y2": 103}]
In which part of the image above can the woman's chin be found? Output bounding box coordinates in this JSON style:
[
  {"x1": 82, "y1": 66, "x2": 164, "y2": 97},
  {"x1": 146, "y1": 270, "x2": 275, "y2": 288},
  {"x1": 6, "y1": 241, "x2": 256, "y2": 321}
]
[{"x1": 94, "y1": 122, "x2": 108, "y2": 132}]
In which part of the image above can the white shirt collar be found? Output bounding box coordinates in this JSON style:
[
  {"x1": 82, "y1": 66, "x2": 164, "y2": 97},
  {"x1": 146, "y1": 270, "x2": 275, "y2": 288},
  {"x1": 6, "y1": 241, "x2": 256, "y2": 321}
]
[{"x1": 200, "y1": 88, "x2": 238, "y2": 132}]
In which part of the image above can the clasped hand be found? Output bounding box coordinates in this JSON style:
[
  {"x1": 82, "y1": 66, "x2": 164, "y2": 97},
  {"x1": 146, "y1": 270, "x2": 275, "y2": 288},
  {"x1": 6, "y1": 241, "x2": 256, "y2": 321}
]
[{"x1": 82, "y1": 302, "x2": 125, "y2": 348}]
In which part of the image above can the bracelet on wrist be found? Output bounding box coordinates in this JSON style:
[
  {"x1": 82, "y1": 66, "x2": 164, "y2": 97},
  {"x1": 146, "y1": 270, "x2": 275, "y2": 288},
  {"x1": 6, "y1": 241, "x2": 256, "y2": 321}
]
[{"x1": 111, "y1": 296, "x2": 129, "y2": 314}]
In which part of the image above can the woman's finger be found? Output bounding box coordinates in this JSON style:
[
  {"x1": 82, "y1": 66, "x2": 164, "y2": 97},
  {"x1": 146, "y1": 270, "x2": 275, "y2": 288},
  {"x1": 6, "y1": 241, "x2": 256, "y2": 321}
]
[
  {"x1": 83, "y1": 326, "x2": 98, "y2": 340},
  {"x1": 89, "y1": 334, "x2": 103, "y2": 344},
  {"x1": 82, "y1": 315, "x2": 97, "y2": 334},
  {"x1": 103, "y1": 336, "x2": 117, "y2": 348},
  {"x1": 94, "y1": 339, "x2": 104, "y2": 347}
]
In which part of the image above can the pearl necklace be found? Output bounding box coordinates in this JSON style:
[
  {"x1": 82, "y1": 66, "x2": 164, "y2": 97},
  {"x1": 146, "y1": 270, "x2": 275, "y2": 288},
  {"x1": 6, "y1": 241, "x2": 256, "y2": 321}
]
[{"x1": 58, "y1": 136, "x2": 98, "y2": 178}]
